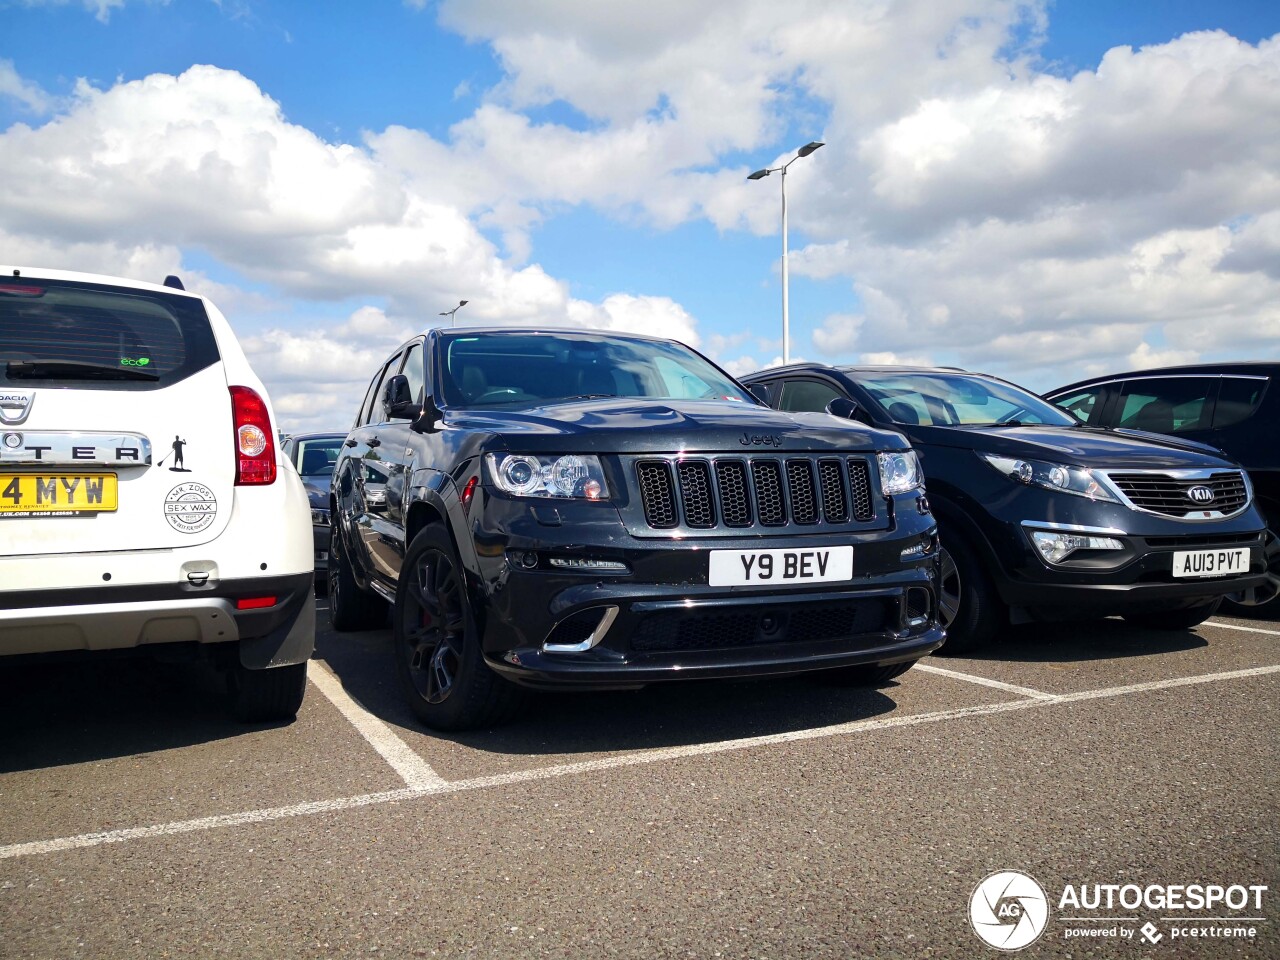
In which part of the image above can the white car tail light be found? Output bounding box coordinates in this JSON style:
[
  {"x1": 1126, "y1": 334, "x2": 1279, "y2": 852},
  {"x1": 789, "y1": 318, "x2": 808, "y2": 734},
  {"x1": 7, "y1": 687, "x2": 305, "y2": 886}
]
[{"x1": 230, "y1": 385, "x2": 277, "y2": 485}]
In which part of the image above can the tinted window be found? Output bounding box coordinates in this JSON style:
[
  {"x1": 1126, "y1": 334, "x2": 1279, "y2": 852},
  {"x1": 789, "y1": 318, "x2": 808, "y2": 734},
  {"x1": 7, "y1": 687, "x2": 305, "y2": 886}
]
[
  {"x1": 1, "y1": 278, "x2": 218, "y2": 389},
  {"x1": 1053, "y1": 389, "x2": 1101, "y2": 424},
  {"x1": 438, "y1": 332, "x2": 751, "y2": 408},
  {"x1": 1214, "y1": 376, "x2": 1268, "y2": 429},
  {"x1": 1117, "y1": 378, "x2": 1214, "y2": 434},
  {"x1": 853, "y1": 372, "x2": 1075, "y2": 426},
  {"x1": 400, "y1": 342, "x2": 425, "y2": 404},
  {"x1": 295, "y1": 437, "x2": 345, "y2": 477},
  {"x1": 361, "y1": 356, "x2": 399, "y2": 426},
  {"x1": 778, "y1": 379, "x2": 844, "y2": 413}
]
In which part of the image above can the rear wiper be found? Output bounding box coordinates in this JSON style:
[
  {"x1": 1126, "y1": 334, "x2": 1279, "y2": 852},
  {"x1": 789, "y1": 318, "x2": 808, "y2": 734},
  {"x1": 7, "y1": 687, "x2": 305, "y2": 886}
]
[{"x1": 6, "y1": 360, "x2": 160, "y2": 381}]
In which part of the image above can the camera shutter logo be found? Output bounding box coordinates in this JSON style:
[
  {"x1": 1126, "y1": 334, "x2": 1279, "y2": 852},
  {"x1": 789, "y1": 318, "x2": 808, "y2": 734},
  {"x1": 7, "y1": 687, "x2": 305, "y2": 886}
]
[
  {"x1": 969, "y1": 870, "x2": 1050, "y2": 951},
  {"x1": 1186, "y1": 485, "x2": 1215, "y2": 504}
]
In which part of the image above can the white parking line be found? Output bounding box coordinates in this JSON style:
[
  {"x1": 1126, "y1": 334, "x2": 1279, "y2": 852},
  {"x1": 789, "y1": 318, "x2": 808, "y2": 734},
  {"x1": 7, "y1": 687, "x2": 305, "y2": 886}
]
[
  {"x1": 306, "y1": 660, "x2": 446, "y2": 791},
  {"x1": 3, "y1": 662, "x2": 1277, "y2": 862},
  {"x1": 1205, "y1": 620, "x2": 1280, "y2": 636},
  {"x1": 914, "y1": 663, "x2": 1056, "y2": 699}
]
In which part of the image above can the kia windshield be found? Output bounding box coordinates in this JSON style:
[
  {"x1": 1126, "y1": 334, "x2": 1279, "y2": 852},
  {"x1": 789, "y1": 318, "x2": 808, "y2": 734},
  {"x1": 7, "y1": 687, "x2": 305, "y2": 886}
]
[{"x1": 855, "y1": 372, "x2": 1077, "y2": 427}]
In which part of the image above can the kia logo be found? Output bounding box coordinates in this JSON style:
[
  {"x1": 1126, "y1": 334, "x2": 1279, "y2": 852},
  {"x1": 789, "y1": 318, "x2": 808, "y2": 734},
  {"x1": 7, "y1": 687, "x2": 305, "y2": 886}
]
[
  {"x1": 0, "y1": 390, "x2": 34, "y2": 425},
  {"x1": 1186, "y1": 485, "x2": 1215, "y2": 504}
]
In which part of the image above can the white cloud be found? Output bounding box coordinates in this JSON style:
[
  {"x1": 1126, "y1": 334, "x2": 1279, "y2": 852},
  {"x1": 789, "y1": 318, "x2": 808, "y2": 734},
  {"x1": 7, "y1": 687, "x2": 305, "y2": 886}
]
[
  {"x1": 4, "y1": 3, "x2": 1279, "y2": 422},
  {"x1": 14, "y1": 0, "x2": 129, "y2": 23},
  {"x1": 0, "y1": 58, "x2": 55, "y2": 114}
]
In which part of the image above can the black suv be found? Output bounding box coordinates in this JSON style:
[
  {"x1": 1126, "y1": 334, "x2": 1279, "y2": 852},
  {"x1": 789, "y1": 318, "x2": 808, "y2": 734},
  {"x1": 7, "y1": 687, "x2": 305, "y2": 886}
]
[
  {"x1": 1046, "y1": 362, "x2": 1279, "y2": 614},
  {"x1": 328, "y1": 328, "x2": 943, "y2": 730},
  {"x1": 741, "y1": 364, "x2": 1270, "y2": 651}
]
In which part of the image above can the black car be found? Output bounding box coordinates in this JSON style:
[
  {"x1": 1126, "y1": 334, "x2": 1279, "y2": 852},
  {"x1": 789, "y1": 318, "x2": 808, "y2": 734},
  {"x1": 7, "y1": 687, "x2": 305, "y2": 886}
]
[
  {"x1": 281, "y1": 432, "x2": 347, "y2": 578},
  {"x1": 328, "y1": 328, "x2": 944, "y2": 730},
  {"x1": 741, "y1": 364, "x2": 1270, "y2": 651},
  {"x1": 1045, "y1": 362, "x2": 1279, "y2": 614}
]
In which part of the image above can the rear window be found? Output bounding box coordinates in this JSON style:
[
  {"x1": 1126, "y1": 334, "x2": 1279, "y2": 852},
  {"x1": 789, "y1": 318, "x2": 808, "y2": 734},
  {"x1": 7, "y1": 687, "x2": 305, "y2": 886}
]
[
  {"x1": 1214, "y1": 376, "x2": 1268, "y2": 429},
  {"x1": 0, "y1": 278, "x2": 219, "y2": 389}
]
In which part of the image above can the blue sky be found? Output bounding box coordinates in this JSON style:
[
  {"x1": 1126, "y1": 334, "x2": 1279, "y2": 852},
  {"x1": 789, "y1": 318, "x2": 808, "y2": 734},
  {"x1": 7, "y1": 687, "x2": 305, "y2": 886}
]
[{"x1": 1, "y1": 0, "x2": 1277, "y2": 433}]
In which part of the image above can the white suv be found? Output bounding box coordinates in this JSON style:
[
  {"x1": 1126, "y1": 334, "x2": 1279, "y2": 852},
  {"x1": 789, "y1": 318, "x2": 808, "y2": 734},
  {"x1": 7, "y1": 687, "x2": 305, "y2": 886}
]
[{"x1": 0, "y1": 267, "x2": 314, "y2": 721}]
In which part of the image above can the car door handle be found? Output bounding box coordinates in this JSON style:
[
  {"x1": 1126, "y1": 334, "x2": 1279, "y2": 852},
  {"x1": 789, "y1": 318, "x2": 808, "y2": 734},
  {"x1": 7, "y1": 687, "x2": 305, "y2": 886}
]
[
  {"x1": 368, "y1": 437, "x2": 381, "y2": 448},
  {"x1": 344, "y1": 439, "x2": 357, "y2": 447}
]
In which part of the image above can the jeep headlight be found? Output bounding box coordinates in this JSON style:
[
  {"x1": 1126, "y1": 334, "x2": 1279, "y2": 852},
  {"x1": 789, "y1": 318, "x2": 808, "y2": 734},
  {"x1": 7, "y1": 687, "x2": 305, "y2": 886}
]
[
  {"x1": 878, "y1": 450, "x2": 922, "y2": 496},
  {"x1": 980, "y1": 453, "x2": 1118, "y2": 502},
  {"x1": 486, "y1": 453, "x2": 610, "y2": 500}
]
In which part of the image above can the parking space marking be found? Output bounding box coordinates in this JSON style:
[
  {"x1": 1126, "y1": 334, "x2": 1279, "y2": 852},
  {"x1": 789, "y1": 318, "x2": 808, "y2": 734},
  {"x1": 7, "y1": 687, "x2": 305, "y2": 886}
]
[
  {"x1": 4, "y1": 663, "x2": 1277, "y2": 862},
  {"x1": 1205, "y1": 620, "x2": 1280, "y2": 636},
  {"x1": 306, "y1": 660, "x2": 446, "y2": 791},
  {"x1": 914, "y1": 663, "x2": 1056, "y2": 699}
]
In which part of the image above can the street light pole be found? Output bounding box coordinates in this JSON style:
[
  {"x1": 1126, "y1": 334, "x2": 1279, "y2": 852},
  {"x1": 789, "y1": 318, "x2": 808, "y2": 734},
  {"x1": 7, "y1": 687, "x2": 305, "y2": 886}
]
[
  {"x1": 748, "y1": 141, "x2": 824, "y2": 365},
  {"x1": 438, "y1": 299, "x2": 469, "y2": 327}
]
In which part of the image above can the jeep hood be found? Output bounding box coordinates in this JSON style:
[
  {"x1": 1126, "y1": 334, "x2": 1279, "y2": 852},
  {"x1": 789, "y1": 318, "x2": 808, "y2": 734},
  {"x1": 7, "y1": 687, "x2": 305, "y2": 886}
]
[{"x1": 445, "y1": 398, "x2": 907, "y2": 455}]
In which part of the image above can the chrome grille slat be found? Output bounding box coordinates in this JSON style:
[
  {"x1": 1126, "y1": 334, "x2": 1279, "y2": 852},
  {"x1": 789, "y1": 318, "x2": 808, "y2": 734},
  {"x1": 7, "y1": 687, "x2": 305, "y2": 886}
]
[
  {"x1": 634, "y1": 455, "x2": 878, "y2": 531},
  {"x1": 1106, "y1": 470, "x2": 1249, "y2": 518}
]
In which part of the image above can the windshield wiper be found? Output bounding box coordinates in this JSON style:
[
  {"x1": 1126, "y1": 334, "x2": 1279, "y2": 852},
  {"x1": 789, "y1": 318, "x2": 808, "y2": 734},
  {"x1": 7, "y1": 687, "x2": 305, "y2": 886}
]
[
  {"x1": 5, "y1": 360, "x2": 160, "y2": 382},
  {"x1": 558, "y1": 393, "x2": 617, "y2": 401}
]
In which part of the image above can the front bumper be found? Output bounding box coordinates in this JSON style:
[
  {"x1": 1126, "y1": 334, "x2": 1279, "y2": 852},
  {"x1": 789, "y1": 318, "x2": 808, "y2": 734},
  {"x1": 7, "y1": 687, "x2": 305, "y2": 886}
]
[
  {"x1": 469, "y1": 493, "x2": 944, "y2": 689},
  {"x1": 973, "y1": 489, "x2": 1269, "y2": 615}
]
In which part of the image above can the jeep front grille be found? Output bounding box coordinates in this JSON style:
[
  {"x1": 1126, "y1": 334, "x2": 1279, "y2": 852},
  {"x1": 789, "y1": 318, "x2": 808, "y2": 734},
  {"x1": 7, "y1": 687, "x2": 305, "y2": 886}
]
[
  {"x1": 634, "y1": 455, "x2": 875, "y2": 531},
  {"x1": 1105, "y1": 470, "x2": 1249, "y2": 518}
]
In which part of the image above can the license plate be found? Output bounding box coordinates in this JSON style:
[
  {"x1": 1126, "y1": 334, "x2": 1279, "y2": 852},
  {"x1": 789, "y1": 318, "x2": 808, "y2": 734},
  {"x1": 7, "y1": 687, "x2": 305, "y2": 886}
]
[
  {"x1": 0, "y1": 473, "x2": 118, "y2": 517},
  {"x1": 709, "y1": 546, "x2": 854, "y2": 586},
  {"x1": 1171, "y1": 547, "x2": 1251, "y2": 578}
]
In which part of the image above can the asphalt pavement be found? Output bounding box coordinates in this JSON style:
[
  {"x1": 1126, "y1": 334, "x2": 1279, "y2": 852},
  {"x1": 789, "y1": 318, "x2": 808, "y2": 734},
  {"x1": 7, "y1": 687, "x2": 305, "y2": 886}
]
[{"x1": 1, "y1": 601, "x2": 1276, "y2": 959}]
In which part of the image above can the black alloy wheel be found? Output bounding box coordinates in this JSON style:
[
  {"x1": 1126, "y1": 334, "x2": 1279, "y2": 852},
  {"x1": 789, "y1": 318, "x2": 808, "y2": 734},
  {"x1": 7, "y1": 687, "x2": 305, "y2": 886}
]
[
  {"x1": 327, "y1": 520, "x2": 385, "y2": 631},
  {"x1": 1224, "y1": 528, "x2": 1280, "y2": 616},
  {"x1": 932, "y1": 535, "x2": 1004, "y2": 655},
  {"x1": 400, "y1": 543, "x2": 466, "y2": 706},
  {"x1": 393, "y1": 526, "x2": 525, "y2": 730}
]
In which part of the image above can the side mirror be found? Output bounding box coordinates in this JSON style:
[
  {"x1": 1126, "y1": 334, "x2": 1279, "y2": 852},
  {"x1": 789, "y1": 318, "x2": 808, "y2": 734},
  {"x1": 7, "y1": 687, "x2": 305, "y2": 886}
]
[
  {"x1": 747, "y1": 383, "x2": 770, "y2": 406},
  {"x1": 826, "y1": 397, "x2": 860, "y2": 420},
  {"x1": 383, "y1": 375, "x2": 416, "y2": 420}
]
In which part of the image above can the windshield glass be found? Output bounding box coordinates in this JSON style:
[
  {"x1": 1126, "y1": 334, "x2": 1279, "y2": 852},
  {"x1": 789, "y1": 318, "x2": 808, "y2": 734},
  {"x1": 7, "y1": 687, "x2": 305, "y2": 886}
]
[
  {"x1": 295, "y1": 437, "x2": 345, "y2": 478},
  {"x1": 855, "y1": 372, "x2": 1077, "y2": 427},
  {"x1": 0, "y1": 279, "x2": 219, "y2": 389},
  {"x1": 438, "y1": 331, "x2": 752, "y2": 408}
]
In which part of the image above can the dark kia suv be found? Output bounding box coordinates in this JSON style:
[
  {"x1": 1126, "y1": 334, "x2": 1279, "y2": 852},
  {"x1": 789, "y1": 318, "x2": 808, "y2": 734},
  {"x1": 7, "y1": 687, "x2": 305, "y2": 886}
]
[
  {"x1": 1045, "y1": 362, "x2": 1279, "y2": 615},
  {"x1": 741, "y1": 364, "x2": 1270, "y2": 652},
  {"x1": 328, "y1": 328, "x2": 943, "y2": 730}
]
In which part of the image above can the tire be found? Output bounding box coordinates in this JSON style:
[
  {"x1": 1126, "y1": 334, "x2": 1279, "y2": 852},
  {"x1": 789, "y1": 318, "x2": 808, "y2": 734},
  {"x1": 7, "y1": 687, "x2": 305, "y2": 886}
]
[
  {"x1": 1123, "y1": 598, "x2": 1222, "y2": 631},
  {"x1": 228, "y1": 661, "x2": 307, "y2": 723},
  {"x1": 393, "y1": 525, "x2": 525, "y2": 731},
  {"x1": 826, "y1": 659, "x2": 918, "y2": 687},
  {"x1": 328, "y1": 521, "x2": 386, "y2": 631},
  {"x1": 934, "y1": 534, "x2": 1005, "y2": 655},
  {"x1": 1222, "y1": 527, "x2": 1280, "y2": 618}
]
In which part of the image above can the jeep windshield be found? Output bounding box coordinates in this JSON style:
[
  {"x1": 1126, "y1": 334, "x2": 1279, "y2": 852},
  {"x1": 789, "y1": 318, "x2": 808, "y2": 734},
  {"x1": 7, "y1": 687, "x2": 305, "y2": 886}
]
[
  {"x1": 854, "y1": 372, "x2": 1077, "y2": 427},
  {"x1": 438, "y1": 331, "x2": 753, "y2": 408}
]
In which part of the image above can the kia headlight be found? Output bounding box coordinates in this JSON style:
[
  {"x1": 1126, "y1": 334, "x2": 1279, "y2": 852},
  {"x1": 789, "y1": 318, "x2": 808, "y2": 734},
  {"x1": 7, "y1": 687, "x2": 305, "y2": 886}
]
[
  {"x1": 980, "y1": 453, "x2": 1119, "y2": 502},
  {"x1": 878, "y1": 450, "x2": 922, "y2": 496},
  {"x1": 486, "y1": 453, "x2": 610, "y2": 500}
]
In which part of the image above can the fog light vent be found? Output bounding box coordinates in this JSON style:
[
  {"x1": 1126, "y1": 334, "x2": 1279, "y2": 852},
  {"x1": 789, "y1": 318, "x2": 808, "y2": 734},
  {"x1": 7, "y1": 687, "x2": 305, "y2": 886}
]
[{"x1": 905, "y1": 587, "x2": 932, "y2": 627}]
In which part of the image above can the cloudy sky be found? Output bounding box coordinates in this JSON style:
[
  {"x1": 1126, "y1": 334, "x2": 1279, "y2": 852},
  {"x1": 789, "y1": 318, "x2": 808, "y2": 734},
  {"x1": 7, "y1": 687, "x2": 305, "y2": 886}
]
[{"x1": 2, "y1": 0, "x2": 1277, "y2": 434}]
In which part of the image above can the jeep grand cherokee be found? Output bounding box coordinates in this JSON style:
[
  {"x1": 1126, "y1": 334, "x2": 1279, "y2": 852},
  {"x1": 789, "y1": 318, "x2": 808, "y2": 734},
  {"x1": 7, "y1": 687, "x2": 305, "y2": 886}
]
[{"x1": 328, "y1": 328, "x2": 944, "y2": 730}]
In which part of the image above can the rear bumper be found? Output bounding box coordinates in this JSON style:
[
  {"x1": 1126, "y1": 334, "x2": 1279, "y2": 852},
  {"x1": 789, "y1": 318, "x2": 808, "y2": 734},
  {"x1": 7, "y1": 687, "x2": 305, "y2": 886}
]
[{"x1": 0, "y1": 572, "x2": 314, "y2": 668}]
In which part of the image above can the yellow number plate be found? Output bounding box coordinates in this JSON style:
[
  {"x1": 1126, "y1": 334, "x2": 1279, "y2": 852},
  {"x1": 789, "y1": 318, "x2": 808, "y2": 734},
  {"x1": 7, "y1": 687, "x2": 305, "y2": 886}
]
[{"x1": 0, "y1": 473, "x2": 118, "y2": 516}]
